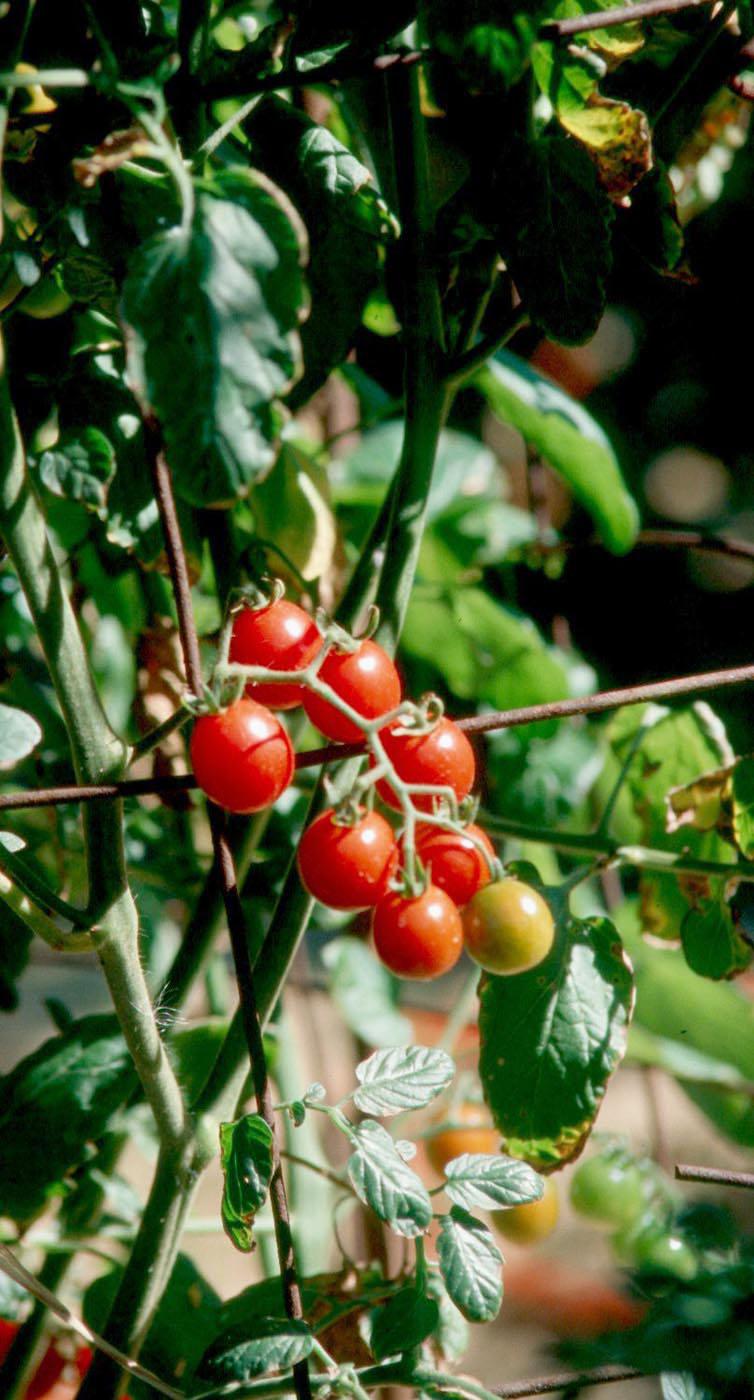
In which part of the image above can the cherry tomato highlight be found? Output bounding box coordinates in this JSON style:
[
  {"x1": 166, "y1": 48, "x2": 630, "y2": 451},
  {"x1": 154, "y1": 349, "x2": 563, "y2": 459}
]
[
  {"x1": 414, "y1": 823, "x2": 494, "y2": 906},
  {"x1": 427, "y1": 1101, "x2": 499, "y2": 1176},
  {"x1": 303, "y1": 640, "x2": 401, "y2": 743},
  {"x1": 462, "y1": 877, "x2": 554, "y2": 975},
  {"x1": 190, "y1": 699, "x2": 294, "y2": 814},
  {"x1": 492, "y1": 1179, "x2": 559, "y2": 1245},
  {"x1": 229, "y1": 599, "x2": 321, "y2": 710},
  {"x1": 376, "y1": 718, "x2": 476, "y2": 812},
  {"x1": 372, "y1": 885, "x2": 463, "y2": 980},
  {"x1": 297, "y1": 808, "x2": 399, "y2": 910}
]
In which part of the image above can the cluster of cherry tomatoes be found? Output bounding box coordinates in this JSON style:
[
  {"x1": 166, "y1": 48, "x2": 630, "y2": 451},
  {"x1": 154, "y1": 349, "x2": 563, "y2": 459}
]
[{"x1": 189, "y1": 593, "x2": 555, "y2": 982}]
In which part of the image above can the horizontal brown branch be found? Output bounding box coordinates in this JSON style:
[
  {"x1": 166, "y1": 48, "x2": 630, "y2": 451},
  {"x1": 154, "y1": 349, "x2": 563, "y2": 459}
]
[
  {"x1": 2, "y1": 659, "x2": 754, "y2": 813},
  {"x1": 492, "y1": 1365, "x2": 642, "y2": 1397},
  {"x1": 537, "y1": 527, "x2": 754, "y2": 565},
  {"x1": 541, "y1": 0, "x2": 715, "y2": 38},
  {"x1": 675, "y1": 1163, "x2": 754, "y2": 1188}
]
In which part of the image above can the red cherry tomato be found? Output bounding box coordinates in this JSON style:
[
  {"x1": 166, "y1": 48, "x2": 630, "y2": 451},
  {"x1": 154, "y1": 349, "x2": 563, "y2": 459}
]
[
  {"x1": 297, "y1": 808, "x2": 399, "y2": 910},
  {"x1": 190, "y1": 699, "x2": 294, "y2": 814},
  {"x1": 229, "y1": 600, "x2": 321, "y2": 710},
  {"x1": 0, "y1": 1318, "x2": 18, "y2": 1364},
  {"x1": 376, "y1": 718, "x2": 475, "y2": 812},
  {"x1": 303, "y1": 640, "x2": 401, "y2": 744},
  {"x1": 372, "y1": 885, "x2": 463, "y2": 979},
  {"x1": 414, "y1": 823, "x2": 495, "y2": 906},
  {"x1": 26, "y1": 1344, "x2": 67, "y2": 1399}
]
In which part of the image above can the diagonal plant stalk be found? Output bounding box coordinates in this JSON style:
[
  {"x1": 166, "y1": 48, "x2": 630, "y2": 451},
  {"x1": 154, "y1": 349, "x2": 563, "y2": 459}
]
[{"x1": 0, "y1": 335, "x2": 190, "y2": 1400}]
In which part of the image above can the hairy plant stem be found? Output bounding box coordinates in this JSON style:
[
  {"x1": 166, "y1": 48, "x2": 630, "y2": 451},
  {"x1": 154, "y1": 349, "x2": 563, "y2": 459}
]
[
  {"x1": 0, "y1": 335, "x2": 190, "y2": 1399},
  {"x1": 1, "y1": 1253, "x2": 70, "y2": 1400}
]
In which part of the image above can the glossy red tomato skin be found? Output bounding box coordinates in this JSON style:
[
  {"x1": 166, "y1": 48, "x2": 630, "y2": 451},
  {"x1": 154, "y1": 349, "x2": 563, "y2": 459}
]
[
  {"x1": 414, "y1": 824, "x2": 494, "y2": 906},
  {"x1": 376, "y1": 719, "x2": 476, "y2": 812},
  {"x1": 297, "y1": 809, "x2": 399, "y2": 910},
  {"x1": 229, "y1": 600, "x2": 321, "y2": 710},
  {"x1": 303, "y1": 641, "x2": 401, "y2": 744},
  {"x1": 190, "y1": 699, "x2": 294, "y2": 814},
  {"x1": 0, "y1": 1318, "x2": 17, "y2": 1364},
  {"x1": 372, "y1": 885, "x2": 463, "y2": 979}
]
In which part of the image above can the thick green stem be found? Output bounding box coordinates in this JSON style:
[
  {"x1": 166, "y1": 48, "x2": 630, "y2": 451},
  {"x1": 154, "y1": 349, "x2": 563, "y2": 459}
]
[
  {"x1": 482, "y1": 813, "x2": 754, "y2": 882},
  {"x1": 373, "y1": 63, "x2": 448, "y2": 653},
  {"x1": 0, "y1": 340, "x2": 125, "y2": 785},
  {"x1": 1, "y1": 1253, "x2": 69, "y2": 1400},
  {"x1": 0, "y1": 334, "x2": 192, "y2": 1400},
  {"x1": 75, "y1": 1141, "x2": 200, "y2": 1400}
]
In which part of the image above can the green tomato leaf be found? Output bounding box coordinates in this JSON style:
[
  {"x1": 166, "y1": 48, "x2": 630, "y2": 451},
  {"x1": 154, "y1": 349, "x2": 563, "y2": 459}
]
[
  {"x1": 218, "y1": 1267, "x2": 401, "y2": 1338},
  {"x1": 354, "y1": 1046, "x2": 455, "y2": 1117},
  {"x1": 732, "y1": 756, "x2": 754, "y2": 859},
  {"x1": 0, "y1": 900, "x2": 33, "y2": 1012},
  {"x1": 627, "y1": 1025, "x2": 754, "y2": 1095},
  {"x1": 621, "y1": 165, "x2": 686, "y2": 275},
  {"x1": 122, "y1": 170, "x2": 306, "y2": 506},
  {"x1": 681, "y1": 897, "x2": 752, "y2": 982},
  {"x1": 250, "y1": 442, "x2": 338, "y2": 588},
  {"x1": 220, "y1": 1114, "x2": 275, "y2": 1253},
  {"x1": 620, "y1": 906, "x2": 754, "y2": 1145},
  {"x1": 196, "y1": 1316, "x2": 313, "y2": 1384},
  {"x1": 337, "y1": 423, "x2": 497, "y2": 522},
  {"x1": 0, "y1": 703, "x2": 42, "y2": 769},
  {"x1": 532, "y1": 41, "x2": 651, "y2": 200},
  {"x1": 444, "y1": 1154, "x2": 544, "y2": 1211},
  {"x1": 0, "y1": 1015, "x2": 135, "y2": 1221},
  {"x1": 85, "y1": 1253, "x2": 221, "y2": 1386},
  {"x1": 611, "y1": 703, "x2": 734, "y2": 942},
  {"x1": 370, "y1": 1285, "x2": 440, "y2": 1360},
  {"x1": 479, "y1": 915, "x2": 634, "y2": 1169},
  {"x1": 436, "y1": 1207, "x2": 503, "y2": 1323},
  {"x1": 245, "y1": 96, "x2": 391, "y2": 405},
  {"x1": 423, "y1": 2, "x2": 537, "y2": 91},
  {"x1": 426, "y1": 1273, "x2": 470, "y2": 1363},
  {"x1": 38, "y1": 427, "x2": 116, "y2": 513},
  {"x1": 322, "y1": 936, "x2": 411, "y2": 1048},
  {"x1": 401, "y1": 586, "x2": 569, "y2": 719},
  {"x1": 661, "y1": 1372, "x2": 714, "y2": 1400},
  {"x1": 494, "y1": 135, "x2": 614, "y2": 345},
  {"x1": 476, "y1": 351, "x2": 639, "y2": 554},
  {"x1": 347, "y1": 1120, "x2": 433, "y2": 1238}
]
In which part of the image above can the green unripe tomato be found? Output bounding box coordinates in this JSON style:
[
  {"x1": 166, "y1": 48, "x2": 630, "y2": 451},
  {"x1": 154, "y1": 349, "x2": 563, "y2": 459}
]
[
  {"x1": 631, "y1": 1229, "x2": 699, "y2": 1280},
  {"x1": 462, "y1": 878, "x2": 554, "y2": 975},
  {"x1": 570, "y1": 1153, "x2": 648, "y2": 1229}
]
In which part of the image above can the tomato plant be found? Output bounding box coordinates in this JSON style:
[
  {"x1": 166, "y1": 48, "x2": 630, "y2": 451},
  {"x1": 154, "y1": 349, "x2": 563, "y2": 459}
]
[
  {"x1": 303, "y1": 639, "x2": 402, "y2": 743},
  {"x1": 189, "y1": 698, "x2": 295, "y2": 812},
  {"x1": 228, "y1": 597, "x2": 321, "y2": 709},
  {"x1": 297, "y1": 807, "x2": 399, "y2": 909},
  {"x1": 376, "y1": 718, "x2": 476, "y2": 811},
  {"x1": 2, "y1": 3, "x2": 754, "y2": 1398},
  {"x1": 372, "y1": 886, "x2": 464, "y2": 979}
]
